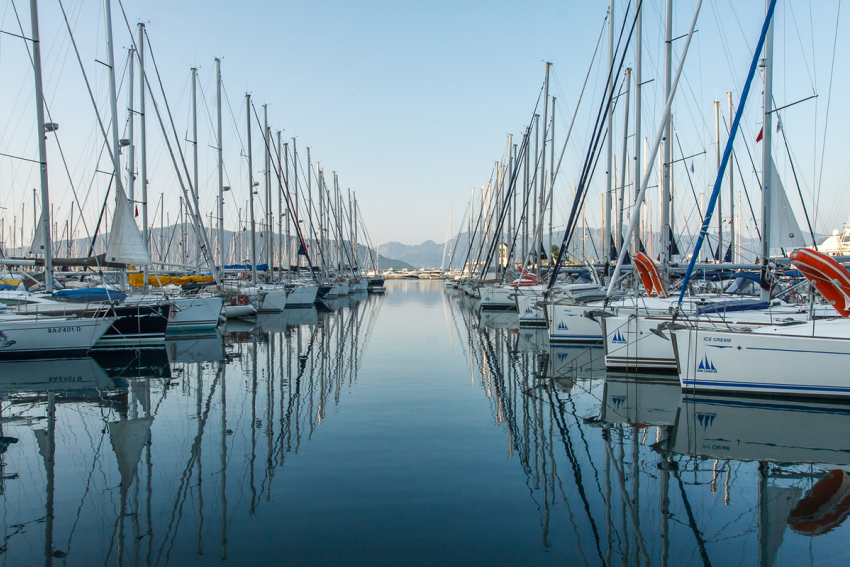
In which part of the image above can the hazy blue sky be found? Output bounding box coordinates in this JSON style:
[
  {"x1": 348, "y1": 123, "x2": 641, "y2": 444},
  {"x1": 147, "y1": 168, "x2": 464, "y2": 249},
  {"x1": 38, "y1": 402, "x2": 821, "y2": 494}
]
[{"x1": 1, "y1": 0, "x2": 847, "y2": 252}]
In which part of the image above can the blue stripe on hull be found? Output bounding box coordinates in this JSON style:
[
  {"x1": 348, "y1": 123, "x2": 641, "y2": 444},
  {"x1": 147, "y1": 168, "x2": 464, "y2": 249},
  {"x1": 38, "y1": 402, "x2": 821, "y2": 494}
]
[
  {"x1": 683, "y1": 378, "x2": 850, "y2": 395},
  {"x1": 747, "y1": 347, "x2": 850, "y2": 356},
  {"x1": 549, "y1": 335, "x2": 603, "y2": 343}
]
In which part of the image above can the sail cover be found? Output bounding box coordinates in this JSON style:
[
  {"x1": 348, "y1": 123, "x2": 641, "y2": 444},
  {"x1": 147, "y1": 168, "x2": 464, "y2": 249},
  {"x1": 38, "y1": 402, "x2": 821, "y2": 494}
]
[
  {"x1": 105, "y1": 189, "x2": 150, "y2": 265},
  {"x1": 769, "y1": 157, "x2": 806, "y2": 250}
]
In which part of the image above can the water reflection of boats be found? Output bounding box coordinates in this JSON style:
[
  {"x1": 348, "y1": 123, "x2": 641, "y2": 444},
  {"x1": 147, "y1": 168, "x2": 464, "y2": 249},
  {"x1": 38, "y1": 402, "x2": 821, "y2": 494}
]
[
  {"x1": 788, "y1": 470, "x2": 850, "y2": 536},
  {"x1": 318, "y1": 296, "x2": 351, "y2": 312},
  {"x1": 224, "y1": 318, "x2": 256, "y2": 344},
  {"x1": 286, "y1": 307, "x2": 318, "y2": 326},
  {"x1": 349, "y1": 290, "x2": 368, "y2": 305},
  {"x1": 91, "y1": 346, "x2": 171, "y2": 379},
  {"x1": 600, "y1": 375, "x2": 681, "y2": 427},
  {"x1": 547, "y1": 345, "x2": 605, "y2": 381},
  {"x1": 165, "y1": 331, "x2": 225, "y2": 363},
  {"x1": 0, "y1": 358, "x2": 116, "y2": 394},
  {"x1": 514, "y1": 327, "x2": 548, "y2": 352},
  {"x1": 255, "y1": 308, "x2": 318, "y2": 333},
  {"x1": 479, "y1": 310, "x2": 518, "y2": 330},
  {"x1": 653, "y1": 393, "x2": 850, "y2": 564},
  {"x1": 254, "y1": 312, "x2": 291, "y2": 333},
  {"x1": 666, "y1": 394, "x2": 850, "y2": 467}
]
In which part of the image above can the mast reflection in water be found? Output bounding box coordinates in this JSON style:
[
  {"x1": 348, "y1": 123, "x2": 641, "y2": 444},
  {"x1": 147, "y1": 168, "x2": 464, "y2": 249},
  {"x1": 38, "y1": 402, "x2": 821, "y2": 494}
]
[
  {"x1": 450, "y1": 282, "x2": 850, "y2": 567},
  {"x1": 2, "y1": 283, "x2": 850, "y2": 565},
  {"x1": 0, "y1": 292, "x2": 380, "y2": 566}
]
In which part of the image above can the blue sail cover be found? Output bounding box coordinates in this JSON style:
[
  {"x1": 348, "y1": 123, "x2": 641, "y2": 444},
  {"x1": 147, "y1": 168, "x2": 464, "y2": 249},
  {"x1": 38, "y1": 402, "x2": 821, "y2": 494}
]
[
  {"x1": 52, "y1": 288, "x2": 127, "y2": 303},
  {"x1": 222, "y1": 264, "x2": 269, "y2": 271},
  {"x1": 696, "y1": 300, "x2": 770, "y2": 315}
]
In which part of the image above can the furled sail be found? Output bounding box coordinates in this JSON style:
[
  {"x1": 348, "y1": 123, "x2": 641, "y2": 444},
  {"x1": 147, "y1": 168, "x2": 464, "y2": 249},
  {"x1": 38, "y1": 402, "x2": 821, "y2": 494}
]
[
  {"x1": 105, "y1": 189, "x2": 151, "y2": 265},
  {"x1": 769, "y1": 157, "x2": 806, "y2": 250},
  {"x1": 29, "y1": 215, "x2": 46, "y2": 256}
]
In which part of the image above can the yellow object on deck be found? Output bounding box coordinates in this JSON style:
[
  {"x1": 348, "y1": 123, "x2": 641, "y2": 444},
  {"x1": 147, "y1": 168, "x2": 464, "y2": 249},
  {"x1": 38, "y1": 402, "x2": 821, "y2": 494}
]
[{"x1": 128, "y1": 274, "x2": 214, "y2": 287}]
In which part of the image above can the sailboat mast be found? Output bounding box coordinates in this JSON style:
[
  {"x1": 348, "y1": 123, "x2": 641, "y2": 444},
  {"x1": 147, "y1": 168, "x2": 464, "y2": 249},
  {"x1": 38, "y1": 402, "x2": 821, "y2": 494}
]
[
  {"x1": 263, "y1": 105, "x2": 272, "y2": 277},
  {"x1": 293, "y1": 139, "x2": 299, "y2": 235},
  {"x1": 127, "y1": 48, "x2": 135, "y2": 203},
  {"x1": 605, "y1": 0, "x2": 614, "y2": 270},
  {"x1": 549, "y1": 98, "x2": 554, "y2": 261},
  {"x1": 284, "y1": 141, "x2": 290, "y2": 274},
  {"x1": 334, "y1": 173, "x2": 341, "y2": 270},
  {"x1": 532, "y1": 115, "x2": 539, "y2": 267},
  {"x1": 633, "y1": 1, "x2": 642, "y2": 260},
  {"x1": 523, "y1": 126, "x2": 529, "y2": 260},
  {"x1": 317, "y1": 163, "x2": 323, "y2": 276},
  {"x1": 294, "y1": 139, "x2": 299, "y2": 269},
  {"x1": 192, "y1": 67, "x2": 199, "y2": 267},
  {"x1": 348, "y1": 188, "x2": 354, "y2": 271},
  {"x1": 29, "y1": 0, "x2": 52, "y2": 291},
  {"x1": 660, "y1": 0, "x2": 673, "y2": 277},
  {"x1": 759, "y1": 0, "x2": 774, "y2": 301},
  {"x1": 139, "y1": 24, "x2": 147, "y2": 252},
  {"x1": 102, "y1": 0, "x2": 129, "y2": 289},
  {"x1": 247, "y1": 94, "x2": 257, "y2": 282},
  {"x1": 617, "y1": 69, "x2": 631, "y2": 253},
  {"x1": 216, "y1": 58, "x2": 224, "y2": 271},
  {"x1": 507, "y1": 136, "x2": 513, "y2": 265},
  {"x1": 103, "y1": 0, "x2": 124, "y2": 207},
  {"x1": 540, "y1": 63, "x2": 550, "y2": 268},
  {"x1": 728, "y1": 92, "x2": 735, "y2": 262},
  {"x1": 715, "y1": 100, "x2": 722, "y2": 259},
  {"x1": 277, "y1": 131, "x2": 283, "y2": 281}
]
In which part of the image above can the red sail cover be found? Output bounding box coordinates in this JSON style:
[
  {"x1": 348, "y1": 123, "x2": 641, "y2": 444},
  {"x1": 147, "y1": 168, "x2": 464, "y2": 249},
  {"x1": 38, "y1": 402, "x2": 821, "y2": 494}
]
[{"x1": 510, "y1": 269, "x2": 543, "y2": 288}]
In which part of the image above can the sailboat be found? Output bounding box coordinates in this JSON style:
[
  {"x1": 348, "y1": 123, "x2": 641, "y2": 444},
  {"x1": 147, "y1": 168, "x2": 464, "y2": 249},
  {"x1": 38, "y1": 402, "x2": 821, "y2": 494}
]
[
  {"x1": 672, "y1": 281, "x2": 850, "y2": 397},
  {"x1": 601, "y1": 154, "x2": 822, "y2": 373}
]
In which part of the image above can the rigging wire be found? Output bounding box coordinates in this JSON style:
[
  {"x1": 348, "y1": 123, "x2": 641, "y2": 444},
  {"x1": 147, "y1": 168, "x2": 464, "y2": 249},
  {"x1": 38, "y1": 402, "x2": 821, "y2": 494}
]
[{"x1": 814, "y1": 0, "x2": 841, "y2": 237}]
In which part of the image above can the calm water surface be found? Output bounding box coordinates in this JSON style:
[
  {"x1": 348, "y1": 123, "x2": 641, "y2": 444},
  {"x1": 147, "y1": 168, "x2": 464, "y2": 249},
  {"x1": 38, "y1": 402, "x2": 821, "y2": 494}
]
[{"x1": 2, "y1": 281, "x2": 849, "y2": 566}]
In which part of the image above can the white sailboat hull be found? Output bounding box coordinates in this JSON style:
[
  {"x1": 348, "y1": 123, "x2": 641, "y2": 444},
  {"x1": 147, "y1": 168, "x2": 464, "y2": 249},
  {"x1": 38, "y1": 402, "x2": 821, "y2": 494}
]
[
  {"x1": 286, "y1": 284, "x2": 318, "y2": 307},
  {"x1": 479, "y1": 286, "x2": 516, "y2": 311},
  {"x1": 0, "y1": 315, "x2": 114, "y2": 360},
  {"x1": 672, "y1": 319, "x2": 850, "y2": 398},
  {"x1": 515, "y1": 289, "x2": 546, "y2": 326},
  {"x1": 603, "y1": 314, "x2": 680, "y2": 373},
  {"x1": 167, "y1": 296, "x2": 224, "y2": 332},
  {"x1": 257, "y1": 288, "x2": 288, "y2": 312},
  {"x1": 604, "y1": 310, "x2": 814, "y2": 374},
  {"x1": 546, "y1": 303, "x2": 603, "y2": 343}
]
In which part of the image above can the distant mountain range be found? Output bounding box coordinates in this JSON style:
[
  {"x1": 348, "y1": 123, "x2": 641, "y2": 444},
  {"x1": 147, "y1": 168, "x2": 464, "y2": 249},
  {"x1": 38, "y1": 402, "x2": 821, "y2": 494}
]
[
  {"x1": 377, "y1": 240, "x2": 446, "y2": 270},
  {"x1": 4, "y1": 225, "x2": 417, "y2": 271},
  {"x1": 10, "y1": 221, "x2": 830, "y2": 273},
  {"x1": 376, "y1": 227, "x2": 833, "y2": 269}
]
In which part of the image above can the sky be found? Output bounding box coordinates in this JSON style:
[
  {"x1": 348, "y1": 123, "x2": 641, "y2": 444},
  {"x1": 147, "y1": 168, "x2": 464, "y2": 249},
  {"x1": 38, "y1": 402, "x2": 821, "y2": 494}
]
[{"x1": 1, "y1": 0, "x2": 848, "y2": 255}]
